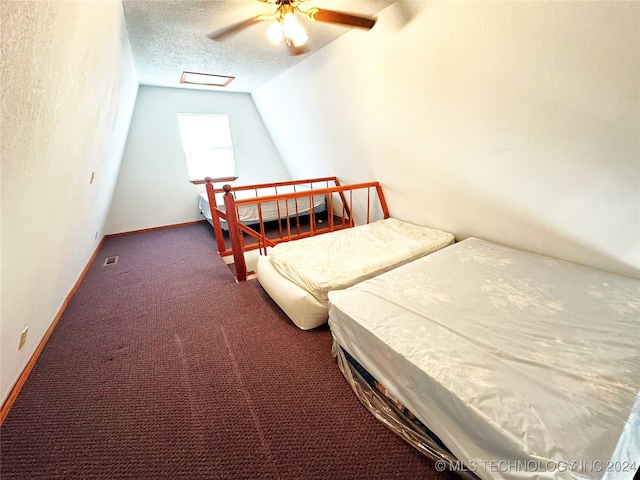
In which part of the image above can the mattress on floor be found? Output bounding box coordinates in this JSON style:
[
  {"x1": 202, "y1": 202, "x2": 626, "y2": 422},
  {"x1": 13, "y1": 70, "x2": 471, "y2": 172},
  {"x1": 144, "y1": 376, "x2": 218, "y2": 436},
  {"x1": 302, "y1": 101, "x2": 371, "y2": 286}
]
[
  {"x1": 268, "y1": 218, "x2": 455, "y2": 305},
  {"x1": 257, "y1": 254, "x2": 329, "y2": 330},
  {"x1": 198, "y1": 186, "x2": 326, "y2": 229},
  {"x1": 328, "y1": 238, "x2": 640, "y2": 480}
]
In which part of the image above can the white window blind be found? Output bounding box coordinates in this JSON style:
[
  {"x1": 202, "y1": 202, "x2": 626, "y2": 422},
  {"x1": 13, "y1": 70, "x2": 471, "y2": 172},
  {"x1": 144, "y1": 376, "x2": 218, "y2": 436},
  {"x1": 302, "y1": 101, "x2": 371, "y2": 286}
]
[{"x1": 177, "y1": 113, "x2": 236, "y2": 181}]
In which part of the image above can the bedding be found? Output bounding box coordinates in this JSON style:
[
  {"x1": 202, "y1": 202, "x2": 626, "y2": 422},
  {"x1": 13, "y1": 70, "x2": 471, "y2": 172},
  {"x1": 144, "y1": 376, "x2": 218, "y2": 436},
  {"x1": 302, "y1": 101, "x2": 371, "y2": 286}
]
[
  {"x1": 267, "y1": 217, "x2": 455, "y2": 305},
  {"x1": 328, "y1": 237, "x2": 640, "y2": 480},
  {"x1": 198, "y1": 184, "x2": 326, "y2": 229},
  {"x1": 257, "y1": 218, "x2": 455, "y2": 329}
]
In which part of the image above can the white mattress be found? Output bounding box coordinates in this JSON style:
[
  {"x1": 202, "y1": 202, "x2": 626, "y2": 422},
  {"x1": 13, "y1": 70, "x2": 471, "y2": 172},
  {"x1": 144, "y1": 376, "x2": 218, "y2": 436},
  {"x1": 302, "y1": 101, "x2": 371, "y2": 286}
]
[
  {"x1": 268, "y1": 218, "x2": 455, "y2": 305},
  {"x1": 198, "y1": 185, "x2": 325, "y2": 229},
  {"x1": 328, "y1": 238, "x2": 640, "y2": 480},
  {"x1": 257, "y1": 254, "x2": 329, "y2": 330}
]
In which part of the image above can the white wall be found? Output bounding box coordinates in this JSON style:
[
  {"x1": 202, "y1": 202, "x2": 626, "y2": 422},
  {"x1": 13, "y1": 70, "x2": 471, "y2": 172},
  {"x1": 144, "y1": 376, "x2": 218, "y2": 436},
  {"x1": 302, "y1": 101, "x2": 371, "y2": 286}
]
[
  {"x1": 0, "y1": 0, "x2": 139, "y2": 404},
  {"x1": 105, "y1": 86, "x2": 289, "y2": 234},
  {"x1": 253, "y1": 0, "x2": 640, "y2": 278}
]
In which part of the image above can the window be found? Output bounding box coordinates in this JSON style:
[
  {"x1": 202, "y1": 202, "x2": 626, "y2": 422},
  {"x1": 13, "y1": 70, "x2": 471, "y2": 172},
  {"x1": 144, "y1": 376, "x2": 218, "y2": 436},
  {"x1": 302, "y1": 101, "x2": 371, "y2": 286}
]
[{"x1": 177, "y1": 113, "x2": 236, "y2": 181}]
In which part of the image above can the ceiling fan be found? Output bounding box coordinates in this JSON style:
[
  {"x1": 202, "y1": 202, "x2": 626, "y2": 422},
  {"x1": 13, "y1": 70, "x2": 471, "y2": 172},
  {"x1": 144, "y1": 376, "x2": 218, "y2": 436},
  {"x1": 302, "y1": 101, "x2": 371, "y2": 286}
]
[{"x1": 207, "y1": 0, "x2": 377, "y2": 53}]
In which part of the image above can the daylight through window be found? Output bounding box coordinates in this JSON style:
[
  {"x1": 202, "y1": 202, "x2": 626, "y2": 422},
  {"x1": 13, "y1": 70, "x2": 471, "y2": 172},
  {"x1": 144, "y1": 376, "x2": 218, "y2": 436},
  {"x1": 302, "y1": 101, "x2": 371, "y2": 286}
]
[{"x1": 177, "y1": 114, "x2": 236, "y2": 181}]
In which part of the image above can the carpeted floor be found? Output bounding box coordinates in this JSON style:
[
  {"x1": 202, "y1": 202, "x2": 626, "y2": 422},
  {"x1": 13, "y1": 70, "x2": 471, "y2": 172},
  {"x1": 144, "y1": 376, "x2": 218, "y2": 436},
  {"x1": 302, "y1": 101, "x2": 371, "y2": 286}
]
[{"x1": 0, "y1": 222, "x2": 457, "y2": 480}]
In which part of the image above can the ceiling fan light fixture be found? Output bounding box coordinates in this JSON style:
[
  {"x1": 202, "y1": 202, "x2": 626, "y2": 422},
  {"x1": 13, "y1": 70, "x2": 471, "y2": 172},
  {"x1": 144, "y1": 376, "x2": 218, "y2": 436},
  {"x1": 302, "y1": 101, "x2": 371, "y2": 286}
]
[
  {"x1": 265, "y1": 8, "x2": 308, "y2": 48},
  {"x1": 209, "y1": 0, "x2": 376, "y2": 54},
  {"x1": 265, "y1": 20, "x2": 284, "y2": 45},
  {"x1": 282, "y1": 12, "x2": 308, "y2": 47}
]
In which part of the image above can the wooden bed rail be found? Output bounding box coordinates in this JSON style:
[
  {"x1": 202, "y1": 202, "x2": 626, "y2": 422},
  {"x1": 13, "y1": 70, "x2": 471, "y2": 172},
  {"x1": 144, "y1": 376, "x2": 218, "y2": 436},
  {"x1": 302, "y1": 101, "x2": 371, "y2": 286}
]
[
  {"x1": 205, "y1": 177, "x2": 345, "y2": 260},
  {"x1": 205, "y1": 178, "x2": 389, "y2": 282},
  {"x1": 206, "y1": 176, "x2": 340, "y2": 193}
]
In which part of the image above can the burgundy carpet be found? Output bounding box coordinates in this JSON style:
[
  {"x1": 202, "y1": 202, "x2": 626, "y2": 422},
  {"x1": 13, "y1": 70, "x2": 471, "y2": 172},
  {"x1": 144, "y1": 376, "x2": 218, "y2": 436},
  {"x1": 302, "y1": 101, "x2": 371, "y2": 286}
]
[{"x1": 1, "y1": 222, "x2": 457, "y2": 480}]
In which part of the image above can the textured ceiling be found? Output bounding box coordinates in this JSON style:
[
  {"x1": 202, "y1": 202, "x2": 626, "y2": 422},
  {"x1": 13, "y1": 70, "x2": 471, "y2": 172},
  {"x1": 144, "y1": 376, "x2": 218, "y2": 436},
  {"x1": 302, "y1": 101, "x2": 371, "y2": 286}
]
[{"x1": 122, "y1": 0, "x2": 396, "y2": 93}]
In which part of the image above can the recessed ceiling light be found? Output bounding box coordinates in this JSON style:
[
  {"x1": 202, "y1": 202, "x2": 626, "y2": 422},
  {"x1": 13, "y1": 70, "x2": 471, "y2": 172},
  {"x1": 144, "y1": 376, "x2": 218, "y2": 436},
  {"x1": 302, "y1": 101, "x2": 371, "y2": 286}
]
[{"x1": 180, "y1": 71, "x2": 235, "y2": 87}]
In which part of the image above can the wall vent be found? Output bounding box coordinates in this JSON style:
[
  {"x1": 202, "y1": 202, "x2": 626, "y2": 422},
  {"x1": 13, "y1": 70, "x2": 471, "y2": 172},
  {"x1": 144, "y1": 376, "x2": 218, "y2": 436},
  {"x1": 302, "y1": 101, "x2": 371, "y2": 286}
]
[{"x1": 103, "y1": 256, "x2": 119, "y2": 266}]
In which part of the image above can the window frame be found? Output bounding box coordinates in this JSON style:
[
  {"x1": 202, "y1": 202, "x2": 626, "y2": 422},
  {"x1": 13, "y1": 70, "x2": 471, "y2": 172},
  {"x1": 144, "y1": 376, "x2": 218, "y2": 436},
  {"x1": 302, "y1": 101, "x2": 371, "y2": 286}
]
[{"x1": 176, "y1": 113, "x2": 237, "y2": 182}]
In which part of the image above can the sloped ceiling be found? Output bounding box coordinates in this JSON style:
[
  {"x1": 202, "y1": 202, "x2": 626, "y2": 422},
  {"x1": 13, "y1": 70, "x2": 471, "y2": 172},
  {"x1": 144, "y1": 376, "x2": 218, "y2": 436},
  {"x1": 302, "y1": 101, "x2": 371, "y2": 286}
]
[{"x1": 122, "y1": 0, "x2": 396, "y2": 92}]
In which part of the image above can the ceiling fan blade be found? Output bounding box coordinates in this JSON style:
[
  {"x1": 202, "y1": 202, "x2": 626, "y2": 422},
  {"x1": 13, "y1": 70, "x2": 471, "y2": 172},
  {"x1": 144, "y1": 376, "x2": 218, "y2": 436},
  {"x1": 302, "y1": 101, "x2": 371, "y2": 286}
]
[
  {"x1": 308, "y1": 8, "x2": 376, "y2": 30},
  {"x1": 206, "y1": 16, "x2": 263, "y2": 41}
]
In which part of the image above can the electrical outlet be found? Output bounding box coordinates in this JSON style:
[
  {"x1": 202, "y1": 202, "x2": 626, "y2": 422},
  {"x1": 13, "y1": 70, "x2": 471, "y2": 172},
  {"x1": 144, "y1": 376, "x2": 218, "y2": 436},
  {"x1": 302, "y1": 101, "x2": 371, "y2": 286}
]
[{"x1": 19, "y1": 327, "x2": 28, "y2": 350}]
